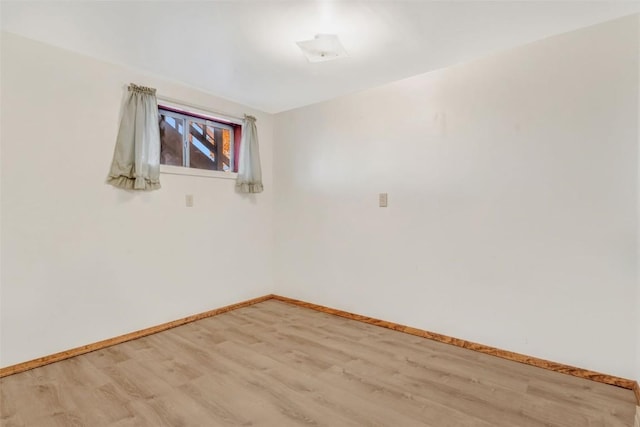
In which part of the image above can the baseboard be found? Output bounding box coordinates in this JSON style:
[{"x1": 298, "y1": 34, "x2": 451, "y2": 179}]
[
  {"x1": 0, "y1": 294, "x2": 274, "y2": 378},
  {"x1": 270, "y1": 295, "x2": 639, "y2": 395},
  {"x1": 2, "y1": 292, "x2": 638, "y2": 408}
]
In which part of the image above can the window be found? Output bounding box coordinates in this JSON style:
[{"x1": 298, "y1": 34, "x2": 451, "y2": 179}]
[{"x1": 158, "y1": 106, "x2": 241, "y2": 173}]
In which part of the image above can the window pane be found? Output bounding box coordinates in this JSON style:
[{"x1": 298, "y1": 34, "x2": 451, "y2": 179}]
[
  {"x1": 188, "y1": 121, "x2": 217, "y2": 170},
  {"x1": 222, "y1": 129, "x2": 231, "y2": 171},
  {"x1": 206, "y1": 126, "x2": 215, "y2": 144},
  {"x1": 158, "y1": 106, "x2": 240, "y2": 173},
  {"x1": 159, "y1": 114, "x2": 184, "y2": 166}
]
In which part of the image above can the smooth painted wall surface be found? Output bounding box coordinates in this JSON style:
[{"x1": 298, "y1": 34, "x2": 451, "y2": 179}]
[
  {"x1": 0, "y1": 33, "x2": 274, "y2": 367},
  {"x1": 637, "y1": 14, "x2": 640, "y2": 385},
  {"x1": 274, "y1": 16, "x2": 639, "y2": 379}
]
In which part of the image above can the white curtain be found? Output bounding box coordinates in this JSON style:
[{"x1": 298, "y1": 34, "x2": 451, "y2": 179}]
[
  {"x1": 107, "y1": 84, "x2": 161, "y2": 191},
  {"x1": 236, "y1": 115, "x2": 263, "y2": 193}
]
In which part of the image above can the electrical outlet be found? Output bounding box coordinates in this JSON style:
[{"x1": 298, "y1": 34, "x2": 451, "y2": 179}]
[
  {"x1": 185, "y1": 194, "x2": 194, "y2": 207},
  {"x1": 379, "y1": 193, "x2": 388, "y2": 207}
]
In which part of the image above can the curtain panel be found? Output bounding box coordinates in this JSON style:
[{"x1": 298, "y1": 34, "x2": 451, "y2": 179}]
[
  {"x1": 107, "y1": 84, "x2": 161, "y2": 191},
  {"x1": 236, "y1": 115, "x2": 264, "y2": 193}
]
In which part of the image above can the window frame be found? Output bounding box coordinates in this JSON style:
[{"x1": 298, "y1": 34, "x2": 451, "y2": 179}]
[{"x1": 158, "y1": 100, "x2": 241, "y2": 180}]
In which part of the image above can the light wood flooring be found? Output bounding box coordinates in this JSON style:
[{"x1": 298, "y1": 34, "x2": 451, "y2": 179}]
[{"x1": 1, "y1": 300, "x2": 637, "y2": 426}]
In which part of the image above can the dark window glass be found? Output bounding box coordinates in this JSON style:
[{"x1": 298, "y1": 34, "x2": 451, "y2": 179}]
[
  {"x1": 159, "y1": 114, "x2": 184, "y2": 166},
  {"x1": 158, "y1": 107, "x2": 239, "y2": 172}
]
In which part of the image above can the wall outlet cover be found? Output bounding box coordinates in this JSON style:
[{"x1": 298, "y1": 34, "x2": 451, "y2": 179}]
[{"x1": 379, "y1": 193, "x2": 388, "y2": 207}]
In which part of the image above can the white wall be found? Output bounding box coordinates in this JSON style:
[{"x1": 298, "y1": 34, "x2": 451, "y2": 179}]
[
  {"x1": 0, "y1": 33, "x2": 274, "y2": 367},
  {"x1": 3, "y1": 16, "x2": 640, "y2": 382},
  {"x1": 637, "y1": 14, "x2": 640, "y2": 385},
  {"x1": 274, "y1": 15, "x2": 639, "y2": 379}
]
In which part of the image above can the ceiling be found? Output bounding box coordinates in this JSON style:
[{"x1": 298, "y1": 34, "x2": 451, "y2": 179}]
[{"x1": 2, "y1": 1, "x2": 639, "y2": 113}]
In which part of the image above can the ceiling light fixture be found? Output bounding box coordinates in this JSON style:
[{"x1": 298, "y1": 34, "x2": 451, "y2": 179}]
[{"x1": 296, "y1": 34, "x2": 348, "y2": 63}]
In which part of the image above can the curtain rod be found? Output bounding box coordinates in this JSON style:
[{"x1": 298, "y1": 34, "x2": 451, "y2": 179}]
[{"x1": 156, "y1": 95, "x2": 245, "y2": 124}]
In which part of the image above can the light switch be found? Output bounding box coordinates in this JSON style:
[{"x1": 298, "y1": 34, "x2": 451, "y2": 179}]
[
  {"x1": 379, "y1": 193, "x2": 388, "y2": 207},
  {"x1": 185, "y1": 194, "x2": 194, "y2": 207}
]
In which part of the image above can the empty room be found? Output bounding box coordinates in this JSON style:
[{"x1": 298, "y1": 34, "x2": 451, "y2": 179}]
[{"x1": 1, "y1": 1, "x2": 640, "y2": 426}]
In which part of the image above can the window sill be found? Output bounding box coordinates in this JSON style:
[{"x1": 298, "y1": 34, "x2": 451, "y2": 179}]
[{"x1": 160, "y1": 165, "x2": 237, "y2": 180}]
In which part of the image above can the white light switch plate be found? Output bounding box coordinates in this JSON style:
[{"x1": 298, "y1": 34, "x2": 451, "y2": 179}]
[
  {"x1": 185, "y1": 194, "x2": 194, "y2": 207},
  {"x1": 379, "y1": 193, "x2": 388, "y2": 207}
]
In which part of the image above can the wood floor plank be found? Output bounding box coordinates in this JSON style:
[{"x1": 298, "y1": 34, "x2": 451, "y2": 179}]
[{"x1": 1, "y1": 299, "x2": 636, "y2": 426}]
